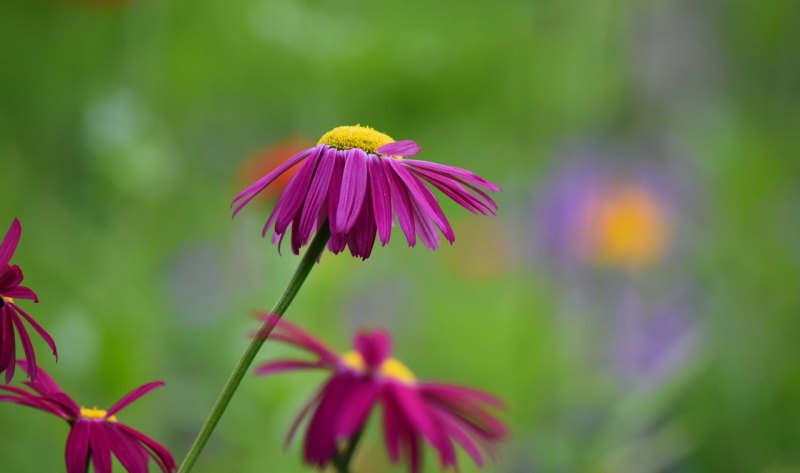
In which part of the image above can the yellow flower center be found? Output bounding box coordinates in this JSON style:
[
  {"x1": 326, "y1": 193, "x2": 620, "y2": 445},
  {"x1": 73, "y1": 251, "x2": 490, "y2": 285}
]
[
  {"x1": 317, "y1": 125, "x2": 394, "y2": 154},
  {"x1": 582, "y1": 185, "x2": 670, "y2": 270},
  {"x1": 80, "y1": 407, "x2": 117, "y2": 422},
  {"x1": 1, "y1": 296, "x2": 14, "y2": 304},
  {"x1": 341, "y1": 351, "x2": 417, "y2": 384}
]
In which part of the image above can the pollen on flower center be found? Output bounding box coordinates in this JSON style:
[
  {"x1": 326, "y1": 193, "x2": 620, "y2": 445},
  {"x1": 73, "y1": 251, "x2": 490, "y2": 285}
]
[
  {"x1": 1, "y1": 296, "x2": 14, "y2": 304},
  {"x1": 80, "y1": 407, "x2": 117, "y2": 422},
  {"x1": 341, "y1": 351, "x2": 417, "y2": 384},
  {"x1": 318, "y1": 125, "x2": 394, "y2": 154},
  {"x1": 379, "y1": 358, "x2": 417, "y2": 384}
]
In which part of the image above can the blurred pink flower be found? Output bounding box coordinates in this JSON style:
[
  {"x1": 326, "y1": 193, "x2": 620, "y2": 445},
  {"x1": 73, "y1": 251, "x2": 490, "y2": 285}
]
[{"x1": 255, "y1": 315, "x2": 507, "y2": 472}]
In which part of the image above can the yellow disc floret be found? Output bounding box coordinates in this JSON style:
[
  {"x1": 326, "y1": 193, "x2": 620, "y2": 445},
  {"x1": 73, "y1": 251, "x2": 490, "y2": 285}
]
[
  {"x1": 80, "y1": 407, "x2": 118, "y2": 422},
  {"x1": 341, "y1": 350, "x2": 417, "y2": 384},
  {"x1": 379, "y1": 358, "x2": 417, "y2": 384},
  {"x1": 2, "y1": 296, "x2": 14, "y2": 304},
  {"x1": 318, "y1": 125, "x2": 394, "y2": 154}
]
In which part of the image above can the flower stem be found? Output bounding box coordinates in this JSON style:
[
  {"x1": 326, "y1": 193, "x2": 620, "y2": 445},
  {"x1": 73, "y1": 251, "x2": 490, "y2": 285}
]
[
  {"x1": 178, "y1": 224, "x2": 331, "y2": 473},
  {"x1": 332, "y1": 426, "x2": 365, "y2": 473}
]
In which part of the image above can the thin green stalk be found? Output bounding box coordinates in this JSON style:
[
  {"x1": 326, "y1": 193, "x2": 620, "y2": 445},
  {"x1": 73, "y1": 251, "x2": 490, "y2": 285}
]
[
  {"x1": 331, "y1": 426, "x2": 366, "y2": 473},
  {"x1": 178, "y1": 224, "x2": 331, "y2": 473}
]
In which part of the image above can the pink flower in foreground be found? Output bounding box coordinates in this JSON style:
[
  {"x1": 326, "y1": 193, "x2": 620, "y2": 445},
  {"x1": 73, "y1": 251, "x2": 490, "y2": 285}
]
[
  {"x1": 232, "y1": 125, "x2": 500, "y2": 259},
  {"x1": 255, "y1": 315, "x2": 507, "y2": 472},
  {"x1": 0, "y1": 362, "x2": 175, "y2": 473},
  {"x1": 0, "y1": 218, "x2": 57, "y2": 382}
]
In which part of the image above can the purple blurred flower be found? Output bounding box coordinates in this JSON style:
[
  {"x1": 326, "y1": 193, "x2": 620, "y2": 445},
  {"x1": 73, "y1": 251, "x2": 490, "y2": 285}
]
[
  {"x1": 0, "y1": 218, "x2": 57, "y2": 383},
  {"x1": 232, "y1": 125, "x2": 500, "y2": 259},
  {"x1": 0, "y1": 362, "x2": 175, "y2": 473},
  {"x1": 255, "y1": 315, "x2": 507, "y2": 472}
]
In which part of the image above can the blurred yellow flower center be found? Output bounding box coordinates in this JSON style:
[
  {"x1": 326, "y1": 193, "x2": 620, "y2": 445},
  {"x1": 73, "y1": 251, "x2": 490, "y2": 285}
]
[
  {"x1": 318, "y1": 125, "x2": 394, "y2": 154},
  {"x1": 341, "y1": 351, "x2": 417, "y2": 384},
  {"x1": 582, "y1": 185, "x2": 670, "y2": 270},
  {"x1": 80, "y1": 407, "x2": 117, "y2": 422},
  {"x1": 2, "y1": 296, "x2": 14, "y2": 304}
]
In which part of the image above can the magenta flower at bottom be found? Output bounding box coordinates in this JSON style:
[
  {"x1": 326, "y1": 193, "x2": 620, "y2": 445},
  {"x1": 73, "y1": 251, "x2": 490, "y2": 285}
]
[
  {"x1": 255, "y1": 315, "x2": 507, "y2": 472},
  {"x1": 0, "y1": 362, "x2": 176, "y2": 473}
]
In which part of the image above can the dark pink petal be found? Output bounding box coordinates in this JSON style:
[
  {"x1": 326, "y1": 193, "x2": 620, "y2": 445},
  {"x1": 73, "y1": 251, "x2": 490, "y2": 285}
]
[
  {"x1": 383, "y1": 160, "x2": 416, "y2": 246},
  {"x1": 0, "y1": 307, "x2": 15, "y2": 378},
  {"x1": 434, "y1": 409, "x2": 485, "y2": 466},
  {"x1": 401, "y1": 160, "x2": 501, "y2": 193},
  {"x1": 335, "y1": 149, "x2": 369, "y2": 233},
  {"x1": 3, "y1": 285, "x2": 39, "y2": 302},
  {"x1": 0, "y1": 265, "x2": 23, "y2": 293},
  {"x1": 65, "y1": 421, "x2": 91, "y2": 473},
  {"x1": 231, "y1": 147, "x2": 314, "y2": 217},
  {"x1": 90, "y1": 423, "x2": 114, "y2": 473},
  {"x1": 274, "y1": 148, "x2": 323, "y2": 235},
  {"x1": 11, "y1": 315, "x2": 37, "y2": 380},
  {"x1": 386, "y1": 384, "x2": 437, "y2": 446},
  {"x1": 107, "y1": 424, "x2": 149, "y2": 473},
  {"x1": 297, "y1": 148, "x2": 336, "y2": 245},
  {"x1": 377, "y1": 140, "x2": 421, "y2": 157},
  {"x1": 381, "y1": 393, "x2": 403, "y2": 462},
  {"x1": 12, "y1": 304, "x2": 57, "y2": 361},
  {"x1": 419, "y1": 383, "x2": 506, "y2": 409},
  {"x1": 354, "y1": 330, "x2": 392, "y2": 369},
  {"x1": 0, "y1": 219, "x2": 21, "y2": 269},
  {"x1": 368, "y1": 157, "x2": 393, "y2": 245},
  {"x1": 346, "y1": 185, "x2": 377, "y2": 259},
  {"x1": 303, "y1": 374, "x2": 352, "y2": 467},
  {"x1": 410, "y1": 167, "x2": 497, "y2": 215},
  {"x1": 0, "y1": 385, "x2": 66, "y2": 416},
  {"x1": 389, "y1": 159, "x2": 454, "y2": 245},
  {"x1": 336, "y1": 377, "x2": 381, "y2": 438},
  {"x1": 2, "y1": 310, "x2": 16, "y2": 383},
  {"x1": 258, "y1": 314, "x2": 339, "y2": 365},
  {"x1": 325, "y1": 150, "x2": 347, "y2": 252},
  {"x1": 285, "y1": 388, "x2": 324, "y2": 448},
  {"x1": 410, "y1": 198, "x2": 441, "y2": 250},
  {"x1": 254, "y1": 359, "x2": 325, "y2": 376},
  {"x1": 105, "y1": 381, "x2": 165, "y2": 418},
  {"x1": 118, "y1": 424, "x2": 177, "y2": 473}
]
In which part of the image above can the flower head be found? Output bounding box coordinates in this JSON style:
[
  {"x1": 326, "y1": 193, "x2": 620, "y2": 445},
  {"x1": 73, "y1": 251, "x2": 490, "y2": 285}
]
[
  {"x1": 232, "y1": 125, "x2": 500, "y2": 259},
  {"x1": 255, "y1": 315, "x2": 507, "y2": 472},
  {"x1": 0, "y1": 362, "x2": 176, "y2": 473},
  {"x1": 0, "y1": 218, "x2": 57, "y2": 383}
]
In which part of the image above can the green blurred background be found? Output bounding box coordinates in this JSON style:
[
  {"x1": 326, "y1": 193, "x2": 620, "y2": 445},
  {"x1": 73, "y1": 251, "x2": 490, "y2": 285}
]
[{"x1": 1, "y1": 0, "x2": 800, "y2": 472}]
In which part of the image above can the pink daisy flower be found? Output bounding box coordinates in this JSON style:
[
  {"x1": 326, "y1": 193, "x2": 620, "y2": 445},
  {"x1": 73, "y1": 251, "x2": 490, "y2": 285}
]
[
  {"x1": 255, "y1": 315, "x2": 507, "y2": 472},
  {"x1": 232, "y1": 125, "x2": 501, "y2": 259},
  {"x1": 0, "y1": 362, "x2": 176, "y2": 473},
  {"x1": 0, "y1": 218, "x2": 57, "y2": 383}
]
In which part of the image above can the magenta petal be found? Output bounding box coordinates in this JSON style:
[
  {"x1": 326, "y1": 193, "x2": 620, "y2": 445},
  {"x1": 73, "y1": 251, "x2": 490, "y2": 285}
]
[
  {"x1": 297, "y1": 148, "x2": 336, "y2": 245},
  {"x1": 354, "y1": 330, "x2": 392, "y2": 369},
  {"x1": 383, "y1": 160, "x2": 416, "y2": 246},
  {"x1": 65, "y1": 421, "x2": 91, "y2": 473},
  {"x1": 0, "y1": 265, "x2": 23, "y2": 293},
  {"x1": 346, "y1": 185, "x2": 377, "y2": 259},
  {"x1": 274, "y1": 148, "x2": 323, "y2": 235},
  {"x1": 336, "y1": 378, "x2": 381, "y2": 438},
  {"x1": 390, "y1": 159, "x2": 454, "y2": 245},
  {"x1": 11, "y1": 315, "x2": 37, "y2": 380},
  {"x1": 2, "y1": 309, "x2": 16, "y2": 383},
  {"x1": 254, "y1": 359, "x2": 324, "y2": 376},
  {"x1": 260, "y1": 314, "x2": 339, "y2": 365},
  {"x1": 303, "y1": 374, "x2": 352, "y2": 466},
  {"x1": 336, "y1": 149, "x2": 369, "y2": 233},
  {"x1": 90, "y1": 423, "x2": 113, "y2": 473},
  {"x1": 377, "y1": 140, "x2": 421, "y2": 157},
  {"x1": 107, "y1": 425, "x2": 149, "y2": 473},
  {"x1": 231, "y1": 147, "x2": 314, "y2": 216},
  {"x1": 105, "y1": 381, "x2": 165, "y2": 418},
  {"x1": 368, "y1": 157, "x2": 393, "y2": 245},
  {"x1": 285, "y1": 388, "x2": 324, "y2": 448},
  {"x1": 118, "y1": 424, "x2": 177, "y2": 473},
  {"x1": 0, "y1": 219, "x2": 21, "y2": 269},
  {"x1": 3, "y1": 285, "x2": 39, "y2": 302},
  {"x1": 401, "y1": 159, "x2": 501, "y2": 193},
  {"x1": 12, "y1": 304, "x2": 57, "y2": 361},
  {"x1": 326, "y1": 151, "x2": 346, "y2": 236}
]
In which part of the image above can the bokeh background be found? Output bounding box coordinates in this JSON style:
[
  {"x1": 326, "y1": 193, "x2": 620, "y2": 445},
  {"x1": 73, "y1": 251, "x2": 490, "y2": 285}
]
[{"x1": 2, "y1": 0, "x2": 800, "y2": 471}]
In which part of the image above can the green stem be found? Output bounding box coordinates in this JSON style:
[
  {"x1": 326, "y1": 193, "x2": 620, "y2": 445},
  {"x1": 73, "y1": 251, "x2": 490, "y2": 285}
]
[
  {"x1": 178, "y1": 225, "x2": 331, "y2": 473},
  {"x1": 331, "y1": 426, "x2": 365, "y2": 473}
]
